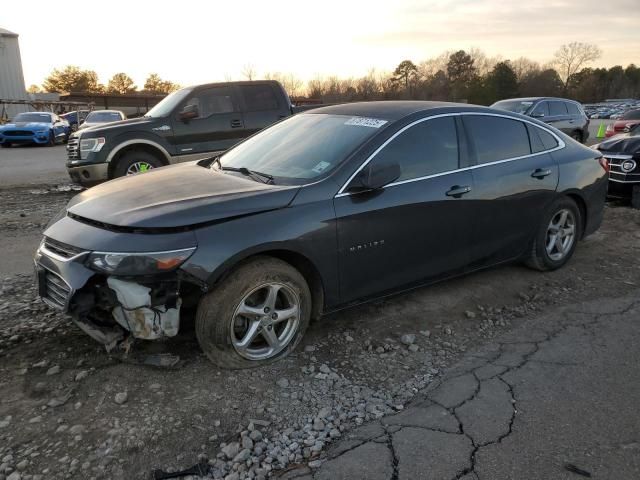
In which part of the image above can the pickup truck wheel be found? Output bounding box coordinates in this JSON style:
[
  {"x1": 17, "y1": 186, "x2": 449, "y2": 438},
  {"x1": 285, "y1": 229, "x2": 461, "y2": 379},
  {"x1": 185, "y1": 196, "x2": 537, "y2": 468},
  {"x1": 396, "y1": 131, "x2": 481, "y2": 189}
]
[
  {"x1": 525, "y1": 197, "x2": 581, "y2": 271},
  {"x1": 113, "y1": 151, "x2": 164, "y2": 178},
  {"x1": 196, "y1": 256, "x2": 311, "y2": 369}
]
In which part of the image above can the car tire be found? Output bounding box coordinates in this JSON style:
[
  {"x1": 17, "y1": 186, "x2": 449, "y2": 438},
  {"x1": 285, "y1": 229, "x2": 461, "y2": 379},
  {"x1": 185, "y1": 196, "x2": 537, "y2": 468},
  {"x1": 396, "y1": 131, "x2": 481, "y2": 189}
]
[
  {"x1": 0, "y1": 142, "x2": 10, "y2": 148},
  {"x1": 195, "y1": 256, "x2": 311, "y2": 369},
  {"x1": 631, "y1": 185, "x2": 640, "y2": 210},
  {"x1": 525, "y1": 197, "x2": 581, "y2": 271},
  {"x1": 571, "y1": 131, "x2": 582, "y2": 143},
  {"x1": 113, "y1": 150, "x2": 164, "y2": 178},
  {"x1": 47, "y1": 130, "x2": 56, "y2": 146}
]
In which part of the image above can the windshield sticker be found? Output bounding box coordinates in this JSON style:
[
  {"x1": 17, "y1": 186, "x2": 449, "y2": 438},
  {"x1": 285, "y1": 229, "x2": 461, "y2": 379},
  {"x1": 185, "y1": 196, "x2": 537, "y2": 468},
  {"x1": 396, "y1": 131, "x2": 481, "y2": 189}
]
[
  {"x1": 344, "y1": 117, "x2": 388, "y2": 128},
  {"x1": 312, "y1": 161, "x2": 331, "y2": 173}
]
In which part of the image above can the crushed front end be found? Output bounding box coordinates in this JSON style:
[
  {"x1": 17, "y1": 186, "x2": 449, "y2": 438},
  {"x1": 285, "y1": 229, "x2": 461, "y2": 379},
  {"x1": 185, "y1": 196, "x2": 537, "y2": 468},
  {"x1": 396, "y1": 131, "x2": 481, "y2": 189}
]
[{"x1": 34, "y1": 223, "x2": 203, "y2": 351}]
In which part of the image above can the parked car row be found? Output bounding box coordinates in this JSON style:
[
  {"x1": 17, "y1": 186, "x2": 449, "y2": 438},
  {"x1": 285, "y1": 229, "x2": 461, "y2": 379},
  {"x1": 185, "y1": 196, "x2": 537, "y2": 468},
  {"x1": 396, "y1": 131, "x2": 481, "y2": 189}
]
[
  {"x1": 35, "y1": 97, "x2": 609, "y2": 368},
  {"x1": 584, "y1": 100, "x2": 640, "y2": 120}
]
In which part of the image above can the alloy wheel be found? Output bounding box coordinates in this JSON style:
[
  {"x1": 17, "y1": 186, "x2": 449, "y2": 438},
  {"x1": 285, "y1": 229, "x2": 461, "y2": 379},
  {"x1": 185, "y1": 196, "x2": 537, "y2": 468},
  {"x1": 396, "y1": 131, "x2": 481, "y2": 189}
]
[
  {"x1": 230, "y1": 283, "x2": 300, "y2": 361},
  {"x1": 545, "y1": 209, "x2": 576, "y2": 261},
  {"x1": 126, "y1": 161, "x2": 154, "y2": 175}
]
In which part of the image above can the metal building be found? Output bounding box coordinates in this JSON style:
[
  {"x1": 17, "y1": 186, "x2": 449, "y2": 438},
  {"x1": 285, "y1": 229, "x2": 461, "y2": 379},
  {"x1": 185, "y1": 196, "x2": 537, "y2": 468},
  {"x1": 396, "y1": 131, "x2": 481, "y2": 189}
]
[{"x1": 0, "y1": 27, "x2": 28, "y2": 120}]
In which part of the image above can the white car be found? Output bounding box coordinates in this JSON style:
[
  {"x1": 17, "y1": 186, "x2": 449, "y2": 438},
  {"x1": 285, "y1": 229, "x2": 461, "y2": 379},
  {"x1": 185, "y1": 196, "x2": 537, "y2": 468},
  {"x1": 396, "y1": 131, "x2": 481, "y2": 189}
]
[{"x1": 78, "y1": 110, "x2": 126, "y2": 130}]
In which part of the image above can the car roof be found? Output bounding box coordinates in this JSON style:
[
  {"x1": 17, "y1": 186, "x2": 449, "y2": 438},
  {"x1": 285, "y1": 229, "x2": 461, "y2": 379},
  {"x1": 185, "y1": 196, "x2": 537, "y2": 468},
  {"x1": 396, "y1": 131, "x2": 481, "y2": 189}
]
[
  {"x1": 307, "y1": 101, "x2": 493, "y2": 121},
  {"x1": 495, "y1": 97, "x2": 580, "y2": 104}
]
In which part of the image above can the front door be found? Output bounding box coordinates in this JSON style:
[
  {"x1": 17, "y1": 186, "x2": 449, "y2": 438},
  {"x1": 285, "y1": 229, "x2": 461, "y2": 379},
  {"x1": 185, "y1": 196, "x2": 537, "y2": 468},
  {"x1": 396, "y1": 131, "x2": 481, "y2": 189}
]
[
  {"x1": 334, "y1": 115, "x2": 474, "y2": 303},
  {"x1": 170, "y1": 86, "x2": 245, "y2": 157}
]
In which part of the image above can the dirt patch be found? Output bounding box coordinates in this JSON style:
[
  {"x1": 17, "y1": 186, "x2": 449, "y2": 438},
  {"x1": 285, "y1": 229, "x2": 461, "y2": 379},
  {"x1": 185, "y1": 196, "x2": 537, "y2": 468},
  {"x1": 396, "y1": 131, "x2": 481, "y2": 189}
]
[{"x1": 1, "y1": 186, "x2": 639, "y2": 479}]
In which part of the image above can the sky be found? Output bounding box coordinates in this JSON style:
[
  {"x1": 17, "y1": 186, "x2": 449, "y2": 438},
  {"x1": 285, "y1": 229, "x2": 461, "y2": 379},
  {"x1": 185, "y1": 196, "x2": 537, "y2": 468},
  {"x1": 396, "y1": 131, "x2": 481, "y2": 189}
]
[{"x1": 3, "y1": 0, "x2": 640, "y2": 88}]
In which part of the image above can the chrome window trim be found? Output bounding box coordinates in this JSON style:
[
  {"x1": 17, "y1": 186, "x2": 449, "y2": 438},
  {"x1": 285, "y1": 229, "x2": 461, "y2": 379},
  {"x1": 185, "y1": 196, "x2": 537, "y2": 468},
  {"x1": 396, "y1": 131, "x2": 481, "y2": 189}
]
[{"x1": 335, "y1": 111, "x2": 566, "y2": 198}]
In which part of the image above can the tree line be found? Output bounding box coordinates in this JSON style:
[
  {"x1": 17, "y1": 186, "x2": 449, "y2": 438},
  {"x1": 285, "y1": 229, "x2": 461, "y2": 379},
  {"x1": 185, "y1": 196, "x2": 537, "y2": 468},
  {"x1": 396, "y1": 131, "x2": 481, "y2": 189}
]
[
  {"x1": 29, "y1": 42, "x2": 640, "y2": 105},
  {"x1": 28, "y1": 68, "x2": 181, "y2": 95}
]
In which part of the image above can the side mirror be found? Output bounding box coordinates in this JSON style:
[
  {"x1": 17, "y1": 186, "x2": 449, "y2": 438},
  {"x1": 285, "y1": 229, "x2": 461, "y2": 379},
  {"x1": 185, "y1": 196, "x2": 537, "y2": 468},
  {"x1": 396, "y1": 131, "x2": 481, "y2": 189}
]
[
  {"x1": 348, "y1": 161, "x2": 401, "y2": 193},
  {"x1": 530, "y1": 111, "x2": 544, "y2": 118},
  {"x1": 179, "y1": 104, "x2": 199, "y2": 122}
]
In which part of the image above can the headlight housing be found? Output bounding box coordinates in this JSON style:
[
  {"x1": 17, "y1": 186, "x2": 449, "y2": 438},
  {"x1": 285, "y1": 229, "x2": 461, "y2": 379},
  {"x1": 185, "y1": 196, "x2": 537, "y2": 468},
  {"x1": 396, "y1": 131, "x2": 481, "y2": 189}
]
[
  {"x1": 86, "y1": 247, "x2": 196, "y2": 276},
  {"x1": 79, "y1": 137, "x2": 106, "y2": 158}
]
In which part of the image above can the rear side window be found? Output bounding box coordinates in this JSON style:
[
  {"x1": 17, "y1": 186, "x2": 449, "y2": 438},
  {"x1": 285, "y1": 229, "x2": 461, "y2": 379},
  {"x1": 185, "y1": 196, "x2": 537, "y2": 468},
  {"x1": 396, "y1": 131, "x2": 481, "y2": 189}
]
[
  {"x1": 527, "y1": 124, "x2": 559, "y2": 153},
  {"x1": 242, "y1": 85, "x2": 279, "y2": 111},
  {"x1": 369, "y1": 116, "x2": 459, "y2": 182},
  {"x1": 566, "y1": 102, "x2": 581, "y2": 115},
  {"x1": 464, "y1": 115, "x2": 531, "y2": 164},
  {"x1": 549, "y1": 101, "x2": 568, "y2": 116}
]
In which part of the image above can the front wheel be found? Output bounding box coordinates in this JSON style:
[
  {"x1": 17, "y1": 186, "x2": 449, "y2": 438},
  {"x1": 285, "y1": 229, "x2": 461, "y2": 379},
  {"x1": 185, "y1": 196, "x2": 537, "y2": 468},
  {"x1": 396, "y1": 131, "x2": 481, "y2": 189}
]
[
  {"x1": 0, "y1": 142, "x2": 10, "y2": 148},
  {"x1": 196, "y1": 257, "x2": 311, "y2": 369},
  {"x1": 113, "y1": 150, "x2": 164, "y2": 178},
  {"x1": 525, "y1": 197, "x2": 581, "y2": 271},
  {"x1": 631, "y1": 185, "x2": 640, "y2": 210}
]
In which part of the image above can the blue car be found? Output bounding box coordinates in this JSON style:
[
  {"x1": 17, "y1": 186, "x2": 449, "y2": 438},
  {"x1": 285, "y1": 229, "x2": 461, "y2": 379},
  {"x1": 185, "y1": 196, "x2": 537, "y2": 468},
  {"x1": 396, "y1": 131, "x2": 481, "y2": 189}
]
[{"x1": 0, "y1": 112, "x2": 70, "y2": 147}]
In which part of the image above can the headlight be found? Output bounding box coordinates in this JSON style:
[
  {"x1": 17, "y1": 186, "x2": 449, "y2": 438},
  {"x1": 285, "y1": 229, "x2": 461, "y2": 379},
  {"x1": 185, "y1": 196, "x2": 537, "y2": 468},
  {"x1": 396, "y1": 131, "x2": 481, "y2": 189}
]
[
  {"x1": 86, "y1": 247, "x2": 196, "y2": 275},
  {"x1": 79, "y1": 137, "x2": 106, "y2": 155}
]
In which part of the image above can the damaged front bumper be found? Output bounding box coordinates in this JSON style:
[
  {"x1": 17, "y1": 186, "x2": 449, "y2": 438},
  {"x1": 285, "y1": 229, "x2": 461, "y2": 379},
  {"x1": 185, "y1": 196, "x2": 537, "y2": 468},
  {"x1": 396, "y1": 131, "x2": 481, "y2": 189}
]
[{"x1": 34, "y1": 237, "x2": 195, "y2": 349}]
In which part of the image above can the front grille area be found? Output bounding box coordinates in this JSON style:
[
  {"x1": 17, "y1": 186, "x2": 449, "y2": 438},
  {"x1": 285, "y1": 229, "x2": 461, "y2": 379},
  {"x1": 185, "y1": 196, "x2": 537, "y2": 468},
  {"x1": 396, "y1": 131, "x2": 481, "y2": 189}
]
[
  {"x1": 42, "y1": 269, "x2": 72, "y2": 310},
  {"x1": 67, "y1": 137, "x2": 80, "y2": 160},
  {"x1": 605, "y1": 154, "x2": 640, "y2": 183},
  {"x1": 5, "y1": 130, "x2": 33, "y2": 136},
  {"x1": 43, "y1": 237, "x2": 84, "y2": 259}
]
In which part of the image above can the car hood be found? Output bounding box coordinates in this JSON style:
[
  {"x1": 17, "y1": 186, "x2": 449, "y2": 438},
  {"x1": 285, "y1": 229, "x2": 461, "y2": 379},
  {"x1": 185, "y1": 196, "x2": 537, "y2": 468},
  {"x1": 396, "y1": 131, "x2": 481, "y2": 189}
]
[
  {"x1": 66, "y1": 162, "x2": 300, "y2": 229},
  {"x1": 79, "y1": 117, "x2": 154, "y2": 134},
  {"x1": 0, "y1": 122, "x2": 51, "y2": 130},
  {"x1": 598, "y1": 134, "x2": 640, "y2": 154}
]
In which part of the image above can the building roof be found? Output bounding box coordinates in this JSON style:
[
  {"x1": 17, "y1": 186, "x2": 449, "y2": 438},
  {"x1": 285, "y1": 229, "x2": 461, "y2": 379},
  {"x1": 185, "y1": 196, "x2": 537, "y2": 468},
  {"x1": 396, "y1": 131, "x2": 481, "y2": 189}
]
[{"x1": 0, "y1": 28, "x2": 18, "y2": 38}]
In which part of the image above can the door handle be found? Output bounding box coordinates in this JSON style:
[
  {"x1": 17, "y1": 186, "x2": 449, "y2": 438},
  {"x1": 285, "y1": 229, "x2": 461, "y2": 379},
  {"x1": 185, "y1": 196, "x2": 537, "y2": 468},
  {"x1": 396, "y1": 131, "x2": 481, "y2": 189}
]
[
  {"x1": 230, "y1": 119, "x2": 243, "y2": 128},
  {"x1": 445, "y1": 185, "x2": 471, "y2": 198},
  {"x1": 531, "y1": 168, "x2": 552, "y2": 179}
]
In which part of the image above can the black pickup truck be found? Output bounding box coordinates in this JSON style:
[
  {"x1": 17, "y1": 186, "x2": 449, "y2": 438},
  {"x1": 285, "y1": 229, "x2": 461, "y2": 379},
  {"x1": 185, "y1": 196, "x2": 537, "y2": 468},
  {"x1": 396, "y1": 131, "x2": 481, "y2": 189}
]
[{"x1": 66, "y1": 81, "x2": 314, "y2": 185}]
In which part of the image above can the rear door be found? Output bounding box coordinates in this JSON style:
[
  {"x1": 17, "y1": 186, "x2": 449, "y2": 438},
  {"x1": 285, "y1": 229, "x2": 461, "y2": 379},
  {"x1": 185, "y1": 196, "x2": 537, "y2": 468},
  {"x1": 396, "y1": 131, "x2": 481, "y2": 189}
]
[
  {"x1": 462, "y1": 114, "x2": 560, "y2": 266},
  {"x1": 170, "y1": 86, "x2": 245, "y2": 157},
  {"x1": 239, "y1": 83, "x2": 291, "y2": 137},
  {"x1": 334, "y1": 115, "x2": 474, "y2": 303},
  {"x1": 547, "y1": 101, "x2": 571, "y2": 134}
]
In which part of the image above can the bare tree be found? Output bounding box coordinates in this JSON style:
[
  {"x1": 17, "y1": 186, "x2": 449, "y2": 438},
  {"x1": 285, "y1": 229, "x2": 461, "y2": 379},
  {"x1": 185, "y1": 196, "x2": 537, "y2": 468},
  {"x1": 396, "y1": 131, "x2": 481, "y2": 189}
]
[
  {"x1": 241, "y1": 63, "x2": 257, "y2": 81},
  {"x1": 511, "y1": 57, "x2": 540, "y2": 82},
  {"x1": 553, "y1": 42, "x2": 602, "y2": 90},
  {"x1": 264, "y1": 72, "x2": 303, "y2": 97}
]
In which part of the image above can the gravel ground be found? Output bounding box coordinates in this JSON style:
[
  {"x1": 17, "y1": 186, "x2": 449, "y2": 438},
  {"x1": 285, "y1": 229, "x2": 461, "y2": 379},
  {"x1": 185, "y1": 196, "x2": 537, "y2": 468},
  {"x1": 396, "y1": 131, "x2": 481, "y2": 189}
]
[{"x1": 1, "y1": 185, "x2": 640, "y2": 480}]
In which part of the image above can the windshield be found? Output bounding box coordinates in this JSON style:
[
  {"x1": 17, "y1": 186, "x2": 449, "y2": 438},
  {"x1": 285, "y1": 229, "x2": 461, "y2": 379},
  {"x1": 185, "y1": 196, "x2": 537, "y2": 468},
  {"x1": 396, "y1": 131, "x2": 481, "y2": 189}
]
[
  {"x1": 13, "y1": 112, "x2": 52, "y2": 123},
  {"x1": 621, "y1": 109, "x2": 640, "y2": 120},
  {"x1": 85, "y1": 111, "x2": 123, "y2": 123},
  {"x1": 145, "y1": 88, "x2": 192, "y2": 117},
  {"x1": 492, "y1": 100, "x2": 534, "y2": 114},
  {"x1": 219, "y1": 113, "x2": 385, "y2": 184}
]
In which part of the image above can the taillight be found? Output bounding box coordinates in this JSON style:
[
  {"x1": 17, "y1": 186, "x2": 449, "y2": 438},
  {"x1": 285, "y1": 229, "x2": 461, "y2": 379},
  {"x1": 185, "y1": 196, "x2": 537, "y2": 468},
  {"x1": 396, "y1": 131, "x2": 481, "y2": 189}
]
[
  {"x1": 598, "y1": 156, "x2": 609, "y2": 173},
  {"x1": 606, "y1": 124, "x2": 614, "y2": 132}
]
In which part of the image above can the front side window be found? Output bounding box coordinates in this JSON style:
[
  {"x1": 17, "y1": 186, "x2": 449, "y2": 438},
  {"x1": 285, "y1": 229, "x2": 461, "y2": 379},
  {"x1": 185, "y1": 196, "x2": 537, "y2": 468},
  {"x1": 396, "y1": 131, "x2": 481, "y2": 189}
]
[
  {"x1": 566, "y1": 102, "x2": 581, "y2": 115},
  {"x1": 219, "y1": 113, "x2": 381, "y2": 183},
  {"x1": 549, "y1": 101, "x2": 568, "y2": 116},
  {"x1": 366, "y1": 116, "x2": 459, "y2": 182},
  {"x1": 185, "y1": 87, "x2": 236, "y2": 119},
  {"x1": 464, "y1": 115, "x2": 531, "y2": 164},
  {"x1": 242, "y1": 85, "x2": 279, "y2": 111},
  {"x1": 531, "y1": 102, "x2": 549, "y2": 117}
]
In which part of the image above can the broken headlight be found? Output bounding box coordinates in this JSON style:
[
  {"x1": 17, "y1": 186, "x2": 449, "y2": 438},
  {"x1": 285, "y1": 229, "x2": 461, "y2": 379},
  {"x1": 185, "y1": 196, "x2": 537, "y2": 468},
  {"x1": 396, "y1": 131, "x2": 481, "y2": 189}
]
[{"x1": 86, "y1": 247, "x2": 196, "y2": 276}]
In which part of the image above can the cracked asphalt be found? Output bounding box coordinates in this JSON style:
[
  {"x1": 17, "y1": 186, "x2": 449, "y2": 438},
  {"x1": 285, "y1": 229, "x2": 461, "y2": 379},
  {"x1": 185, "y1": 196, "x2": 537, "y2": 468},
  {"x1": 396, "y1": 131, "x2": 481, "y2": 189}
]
[{"x1": 280, "y1": 294, "x2": 640, "y2": 480}]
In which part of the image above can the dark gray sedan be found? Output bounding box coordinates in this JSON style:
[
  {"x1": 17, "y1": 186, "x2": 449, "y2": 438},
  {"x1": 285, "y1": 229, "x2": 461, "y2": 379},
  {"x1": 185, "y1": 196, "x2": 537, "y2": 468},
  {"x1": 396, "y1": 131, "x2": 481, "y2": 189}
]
[{"x1": 34, "y1": 102, "x2": 607, "y2": 368}]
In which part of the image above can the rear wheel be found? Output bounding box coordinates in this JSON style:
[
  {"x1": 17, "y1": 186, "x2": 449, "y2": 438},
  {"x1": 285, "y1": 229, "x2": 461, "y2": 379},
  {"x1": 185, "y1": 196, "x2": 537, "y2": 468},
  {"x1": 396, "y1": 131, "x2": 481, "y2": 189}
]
[
  {"x1": 113, "y1": 150, "x2": 164, "y2": 178},
  {"x1": 525, "y1": 197, "x2": 581, "y2": 271},
  {"x1": 196, "y1": 257, "x2": 311, "y2": 369},
  {"x1": 571, "y1": 131, "x2": 582, "y2": 143}
]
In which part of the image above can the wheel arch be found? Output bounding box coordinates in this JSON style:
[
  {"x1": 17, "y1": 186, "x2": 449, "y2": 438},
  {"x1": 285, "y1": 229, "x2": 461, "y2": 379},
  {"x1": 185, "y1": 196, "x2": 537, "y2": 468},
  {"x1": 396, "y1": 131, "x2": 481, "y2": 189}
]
[
  {"x1": 562, "y1": 190, "x2": 587, "y2": 238},
  {"x1": 210, "y1": 248, "x2": 325, "y2": 321},
  {"x1": 107, "y1": 139, "x2": 171, "y2": 177}
]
